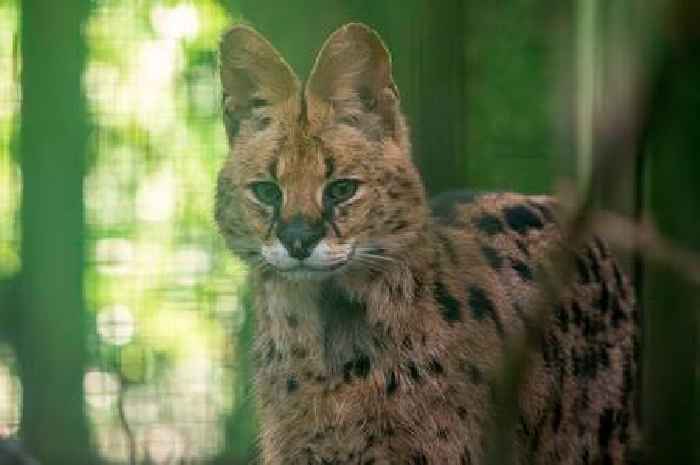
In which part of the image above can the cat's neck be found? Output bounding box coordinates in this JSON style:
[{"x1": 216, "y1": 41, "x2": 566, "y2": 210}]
[{"x1": 254, "y1": 243, "x2": 436, "y2": 376}]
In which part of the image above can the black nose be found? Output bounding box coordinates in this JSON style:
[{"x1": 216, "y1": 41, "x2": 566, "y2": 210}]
[{"x1": 276, "y1": 215, "x2": 326, "y2": 260}]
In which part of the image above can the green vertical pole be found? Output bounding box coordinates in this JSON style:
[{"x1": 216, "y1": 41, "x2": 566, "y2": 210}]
[
  {"x1": 643, "y1": 8, "x2": 699, "y2": 463},
  {"x1": 18, "y1": 0, "x2": 93, "y2": 463}
]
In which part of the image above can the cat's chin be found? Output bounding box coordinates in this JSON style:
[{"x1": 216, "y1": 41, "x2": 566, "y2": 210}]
[
  {"x1": 272, "y1": 262, "x2": 349, "y2": 281},
  {"x1": 276, "y1": 268, "x2": 342, "y2": 282}
]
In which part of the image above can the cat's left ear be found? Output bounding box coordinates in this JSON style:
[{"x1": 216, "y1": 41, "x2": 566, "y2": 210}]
[
  {"x1": 305, "y1": 23, "x2": 401, "y2": 139},
  {"x1": 219, "y1": 25, "x2": 300, "y2": 140}
]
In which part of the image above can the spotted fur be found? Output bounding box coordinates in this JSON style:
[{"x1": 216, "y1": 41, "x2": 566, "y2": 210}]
[{"x1": 215, "y1": 23, "x2": 639, "y2": 465}]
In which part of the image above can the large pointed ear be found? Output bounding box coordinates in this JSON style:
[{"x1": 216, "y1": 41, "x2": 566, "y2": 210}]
[
  {"x1": 305, "y1": 23, "x2": 401, "y2": 139},
  {"x1": 219, "y1": 25, "x2": 300, "y2": 139}
]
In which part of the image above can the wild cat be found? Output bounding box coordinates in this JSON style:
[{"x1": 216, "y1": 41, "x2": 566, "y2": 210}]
[{"x1": 215, "y1": 23, "x2": 639, "y2": 465}]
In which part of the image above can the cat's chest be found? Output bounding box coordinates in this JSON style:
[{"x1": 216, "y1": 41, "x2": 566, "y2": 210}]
[{"x1": 261, "y1": 280, "x2": 324, "y2": 352}]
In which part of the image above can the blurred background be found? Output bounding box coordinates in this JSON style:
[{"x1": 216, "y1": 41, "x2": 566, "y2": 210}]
[{"x1": 0, "y1": 1, "x2": 697, "y2": 464}]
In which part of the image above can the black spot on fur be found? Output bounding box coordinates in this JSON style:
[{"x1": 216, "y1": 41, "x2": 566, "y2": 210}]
[
  {"x1": 287, "y1": 376, "x2": 299, "y2": 393},
  {"x1": 529, "y1": 201, "x2": 555, "y2": 223},
  {"x1": 324, "y1": 156, "x2": 335, "y2": 179},
  {"x1": 467, "y1": 364, "x2": 483, "y2": 385},
  {"x1": 291, "y1": 345, "x2": 307, "y2": 359},
  {"x1": 503, "y1": 205, "x2": 544, "y2": 235},
  {"x1": 599, "y1": 345, "x2": 611, "y2": 368},
  {"x1": 435, "y1": 281, "x2": 461, "y2": 323},
  {"x1": 598, "y1": 408, "x2": 615, "y2": 447},
  {"x1": 512, "y1": 259, "x2": 534, "y2": 281},
  {"x1": 386, "y1": 370, "x2": 399, "y2": 395},
  {"x1": 437, "y1": 428, "x2": 448, "y2": 440},
  {"x1": 556, "y1": 304, "x2": 570, "y2": 333},
  {"x1": 457, "y1": 406, "x2": 468, "y2": 420},
  {"x1": 436, "y1": 231, "x2": 458, "y2": 264},
  {"x1": 467, "y1": 286, "x2": 491, "y2": 321},
  {"x1": 343, "y1": 361, "x2": 354, "y2": 383},
  {"x1": 582, "y1": 448, "x2": 591, "y2": 465},
  {"x1": 343, "y1": 353, "x2": 371, "y2": 382},
  {"x1": 587, "y1": 247, "x2": 603, "y2": 282},
  {"x1": 613, "y1": 263, "x2": 628, "y2": 300},
  {"x1": 286, "y1": 314, "x2": 299, "y2": 328},
  {"x1": 353, "y1": 354, "x2": 371, "y2": 378},
  {"x1": 474, "y1": 214, "x2": 505, "y2": 236},
  {"x1": 467, "y1": 286, "x2": 504, "y2": 335},
  {"x1": 551, "y1": 400, "x2": 563, "y2": 432},
  {"x1": 481, "y1": 245, "x2": 503, "y2": 269},
  {"x1": 428, "y1": 358, "x2": 445, "y2": 375},
  {"x1": 391, "y1": 220, "x2": 409, "y2": 232},
  {"x1": 572, "y1": 301, "x2": 583, "y2": 327},
  {"x1": 407, "y1": 361, "x2": 421, "y2": 381},
  {"x1": 611, "y1": 297, "x2": 627, "y2": 328},
  {"x1": 572, "y1": 347, "x2": 602, "y2": 379},
  {"x1": 412, "y1": 452, "x2": 428, "y2": 465},
  {"x1": 597, "y1": 282, "x2": 611, "y2": 313},
  {"x1": 576, "y1": 255, "x2": 591, "y2": 284}
]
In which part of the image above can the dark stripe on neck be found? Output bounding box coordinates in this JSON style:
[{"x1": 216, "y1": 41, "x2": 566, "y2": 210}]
[
  {"x1": 324, "y1": 156, "x2": 335, "y2": 179},
  {"x1": 267, "y1": 158, "x2": 278, "y2": 179}
]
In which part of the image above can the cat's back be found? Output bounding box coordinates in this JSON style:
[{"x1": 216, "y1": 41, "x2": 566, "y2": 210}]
[{"x1": 430, "y1": 190, "x2": 640, "y2": 465}]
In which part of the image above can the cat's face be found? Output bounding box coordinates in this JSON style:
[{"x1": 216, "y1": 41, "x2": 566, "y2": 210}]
[{"x1": 215, "y1": 24, "x2": 428, "y2": 280}]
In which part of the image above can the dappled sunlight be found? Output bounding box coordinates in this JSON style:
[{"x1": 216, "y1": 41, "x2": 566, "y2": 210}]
[
  {"x1": 0, "y1": 347, "x2": 20, "y2": 437},
  {"x1": 135, "y1": 168, "x2": 178, "y2": 223},
  {"x1": 171, "y1": 245, "x2": 213, "y2": 286},
  {"x1": 97, "y1": 305, "x2": 137, "y2": 347},
  {"x1": 144, "y1": 424, "x2": 186, "y2": 464},
  {"x1": 0, "y1": 2, "x2": 19, "y2": 278},
  {"x1": 84, "y1": 370, "x2": 121, "y2": 411},
  {"x1": 152, "y1": 3, "x2": 201, "y2": 41},
  {"x1": 95, "y1": 238, "x2": 136, "y2": 276},
  {"x1": 0, "y1": 0, "x2": 241, "y2": 461}
]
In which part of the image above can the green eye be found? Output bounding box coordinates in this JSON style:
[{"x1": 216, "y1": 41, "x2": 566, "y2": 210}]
[
  {"x1": 325, "y1": 179, "x2": 360, "y2": 204},
  {"x1": 250, "y1": 181, "x2": 282, "y2": 206}
]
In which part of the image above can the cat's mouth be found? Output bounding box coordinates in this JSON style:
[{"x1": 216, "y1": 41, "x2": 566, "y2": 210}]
[
  {"x1": 261, "y1": 240, "x2": 356, "y2": 280},
  {"x1": 275, "y1": 261, "x2": 348, "y2": 273}
]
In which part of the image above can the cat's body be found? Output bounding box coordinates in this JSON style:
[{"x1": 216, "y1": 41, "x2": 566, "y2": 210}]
[{"x1": 215, "y1": 23, "x2": 639, "y2": 465}]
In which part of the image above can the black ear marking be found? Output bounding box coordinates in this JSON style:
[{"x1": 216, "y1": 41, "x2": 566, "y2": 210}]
[
  {"x1": 358, "y1": 85, "x2": 377, "y2": 111},
  {"x1": 250, "y1": 97, "x2": 269, "y2": 108}
]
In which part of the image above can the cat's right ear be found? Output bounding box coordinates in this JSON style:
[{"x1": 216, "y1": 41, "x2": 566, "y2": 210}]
[{"x1": 219, "y1": 25, "x2": 299, "y2": 140}]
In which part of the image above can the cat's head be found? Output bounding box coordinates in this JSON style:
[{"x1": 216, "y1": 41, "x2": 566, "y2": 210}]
[{"x1": 215, "y1": 23, "x2": 428, "y2": 280}]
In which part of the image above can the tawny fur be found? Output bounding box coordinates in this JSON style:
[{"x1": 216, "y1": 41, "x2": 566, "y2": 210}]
[{"x1": 215, "y1": 23, "x2": 639, "y2": 465}]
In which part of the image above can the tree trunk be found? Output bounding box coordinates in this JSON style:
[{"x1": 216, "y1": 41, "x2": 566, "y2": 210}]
[{"x1": 17, "y1": 1, "x2": 93, "y2": 463}]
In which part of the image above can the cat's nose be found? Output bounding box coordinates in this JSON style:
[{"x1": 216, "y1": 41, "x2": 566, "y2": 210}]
[{"x1": 276, "y1": 214, "x2": 326, "y2": 260}]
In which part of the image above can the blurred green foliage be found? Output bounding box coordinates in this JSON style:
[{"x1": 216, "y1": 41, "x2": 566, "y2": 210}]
[{"x1": 2, "y1": 0, "x2": 253, "y2": 462}]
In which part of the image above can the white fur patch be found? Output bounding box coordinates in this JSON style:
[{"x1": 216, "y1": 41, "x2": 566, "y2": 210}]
[{"x1": 261, "y1": 239, "x2": 354, "y2": 280}]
